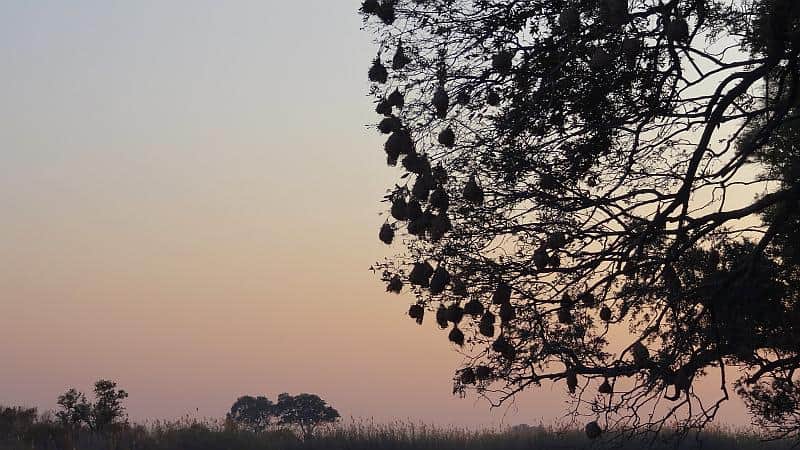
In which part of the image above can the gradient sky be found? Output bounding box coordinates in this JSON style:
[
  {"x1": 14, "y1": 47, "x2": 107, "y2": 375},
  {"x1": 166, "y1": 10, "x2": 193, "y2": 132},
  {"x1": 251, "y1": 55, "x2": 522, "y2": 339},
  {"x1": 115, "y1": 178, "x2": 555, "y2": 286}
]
[{"x1": 0, "y1": 0, "x2": 752, "y2": 427}]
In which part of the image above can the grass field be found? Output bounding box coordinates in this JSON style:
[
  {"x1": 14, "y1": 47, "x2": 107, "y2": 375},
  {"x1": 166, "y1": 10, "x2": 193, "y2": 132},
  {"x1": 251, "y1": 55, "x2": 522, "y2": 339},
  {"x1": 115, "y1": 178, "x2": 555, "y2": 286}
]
[{"x1": 0, "y1": 414, "x2": 796, "y2": 450}]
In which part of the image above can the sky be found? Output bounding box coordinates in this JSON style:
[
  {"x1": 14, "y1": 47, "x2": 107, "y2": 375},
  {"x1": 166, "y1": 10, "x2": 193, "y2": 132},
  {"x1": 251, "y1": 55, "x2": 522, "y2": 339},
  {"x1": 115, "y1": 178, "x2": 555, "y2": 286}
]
[{"x1": 0, "y1": 0, "x2": 752, "y2": 428}]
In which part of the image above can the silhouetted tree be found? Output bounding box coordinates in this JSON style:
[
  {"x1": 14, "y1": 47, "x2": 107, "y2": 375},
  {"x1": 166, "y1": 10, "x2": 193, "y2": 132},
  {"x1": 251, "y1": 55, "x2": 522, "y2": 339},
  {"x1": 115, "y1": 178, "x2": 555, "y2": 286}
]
[
  {"x1": 275, "y1": 393, "x2": 340, "y2": 440},
  {"x1": 55, "y1": 389, "x2": 91, "y2": 429},
  {"x1": 56, "y1": 380, "x2": 128, "y2": 431},
  {"x1": 226, "y1": 395, "x2": 275, "y2": 433},
  {"x1": 361, "y1": 0, "x2": 800, "y2": 440}
]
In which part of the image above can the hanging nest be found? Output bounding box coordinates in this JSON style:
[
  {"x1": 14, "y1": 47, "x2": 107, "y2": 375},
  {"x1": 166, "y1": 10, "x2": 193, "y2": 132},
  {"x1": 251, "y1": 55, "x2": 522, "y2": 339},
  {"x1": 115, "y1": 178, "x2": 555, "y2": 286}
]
[
  {"x1": 585, "y1": 421, "x2": 602, "y2": 439},
  {"x1": 378, "y1": 116, "x2": 400, "y2": 134},
  {"x1": 407, "y1": 211, "x2": 431, "y2": 236},
  {"x1": 387, "y1": 88, "x2": 405, "y2": 110},
  {"x1": 463, "y1": 176, "x2": 484, "y2": 205},
  {"x1": 499, "y1": 303, "x2": 516, "y2": 324},
  {"x1": 547, "y1": 232, "x2": 566, "y2": 249},
  {"x1": 558, "y1": 8, "x2": 581, "y2": 33},
  {"x1": 432, "y1": 87, "x2": 449, "y2": 119},
  {"x1": 451, "y1": 278, "x2": 468, "y2": 297},
  {"x1": 386, "y1": 276, "x2": 403, "y2": 294},
  {"x1": 392, "y1": 42, "x2": 411, "y2": 70},
  {"x1": 464, "y1": 298, "x2": 484, "y2": 316},
  {"x1": 492, "y1": 282, "x2": 512, "y2": 305},
  {"x1": 599, "y1": 306, "x2": 612, "y2": 322},
  {"x1": 379, "y1": 223, "x2": 394, "y2": 245},
  {"x1": 412, "y1": 174, "x2": 434, "y2": 202},
  {"x1": 436, "y1": 304, "x2": 449, "y2": 329},
  {"x1": 598, "y1": 379, "x2": 613, "y2": 394},
  {"x1": 621, "y1": 37, "x2": 641, "y2": 56},
  {"x1": 486, "y1": 90, "x2": 501, "y2": 106},
  {"x1": 459, "y1": 367, "x2": 476, "y2": 385},
  {"x1": 361, "y1": 0, "x2": 379, "y2": 14},
  {"x1": 479, "y1": 312, "x2": 496, "y2": 337},
  {"x1": 666, "y1": 17, "x2": 690, "y2": 42},
  {"x1": 632, "y1": 342, "x2": 650, "y2": 368},
  {"x1": 429, "y1": 187, "x2": 449, "y2": 211},
  {"x1": 475, "y1": 365, "x2": 493, "y2": 381},
  {"x1": 491, "y1": 50, "x2": 514, "y2": 74},
  {"x1": 385, "y1": 130, "x2": 414, "y2": 158},
  {"x1": 390, "y1": 196, "x2": 409, "y2": 221},
  {"x1": 368, "y1": 59, "x2": 388, "y2": 84},
  {"x1": 402, "y1": 152, "x2": 429, "y2": 174},
  {"x1": 533, "y1": 247, "x2": 549, "y2": 270},
  {"x1": 558, "y1": 308, "x2": 573, "y2": 325},
  {"x1": 674, "y1": 367, "x2": 692, "y2": 392},
  {"x1": 566, "y1": 369, "x2": 578, "y2": 393},
  {"x1": 408, "y1": 303, "x2": 424, "y2": 325},
  {"x1": 589, "y1": 48, "x2": 612, "y2": 71},
  {"x1": 599, "y1": 0, "x2": 629, "y2": 26},
  {"x1": 432, "y1": 164, "x2": 448, "y2": 183},
  {"x1": 492, "y1": 336, "x2": 516, "y2": 360},
  {"x1": 578, "y1": 292, "x2": 596, "y2": 307},
  {"x1": 429, "y1": 213, "x2": 452, "y2": 242},
  {"x1": 376, "y1": 99, "x2": 392, "y2": 116},
  {"x1": 437, "y1": 127, "x2": 456, "y2": 148},
  {"x1": 540, "y1": 173, "x2": 559, "y2": 190},
  {"x1": 446, "y1": 303, "x2": 464, "y2": 324},
  {"x1": 375, "y1": 1, "x2": 396, "y2": 25},
  {"x1": 456, "y1": 91, "x2": 471, "y2": 105},
  {"x1": 406, "y1": 200, "x2": 423, "y2": 222},
  {"x1": 409, "y1": 262, "x2": 434, "y2": 287},
  {"x1": 448, "y1": 326, "x2": 465, "y2": 346},
  {"x1": 429, "y1": 266, "x2": 452, "y2": 295}
]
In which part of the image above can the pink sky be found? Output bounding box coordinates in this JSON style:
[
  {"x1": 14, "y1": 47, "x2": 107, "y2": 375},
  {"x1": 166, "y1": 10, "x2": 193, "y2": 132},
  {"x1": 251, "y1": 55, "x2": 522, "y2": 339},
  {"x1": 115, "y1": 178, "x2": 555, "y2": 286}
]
[{"x1": 0, "y1": 0, "x2": 754, "y2": 428}]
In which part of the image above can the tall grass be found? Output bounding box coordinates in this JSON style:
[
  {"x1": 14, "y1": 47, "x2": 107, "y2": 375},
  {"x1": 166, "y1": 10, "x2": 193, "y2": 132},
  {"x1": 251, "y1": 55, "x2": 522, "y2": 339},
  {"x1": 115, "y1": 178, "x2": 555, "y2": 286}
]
[{"x1": 0, "y1": 408, "x2": 796, "y2": 450}]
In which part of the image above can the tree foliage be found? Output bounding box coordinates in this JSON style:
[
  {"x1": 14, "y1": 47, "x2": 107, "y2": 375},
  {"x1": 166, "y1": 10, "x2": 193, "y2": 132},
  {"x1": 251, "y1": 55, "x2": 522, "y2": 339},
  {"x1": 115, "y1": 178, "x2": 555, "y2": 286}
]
[
  {"x1": 226, "y1": 393, "x2": 339, "y2": 440},
  {"x1": 56, "y1": 380, "x2": 128, "y2": 431},
  {"x1": 227, "y1": 396, "x2": 275, "y2": 433},
  {"x1": 275, "y1": 393, "x2": 340, "y2": 441},
  {"x1": 361, "y1": 0, "x2": 800, "y2": 440}
]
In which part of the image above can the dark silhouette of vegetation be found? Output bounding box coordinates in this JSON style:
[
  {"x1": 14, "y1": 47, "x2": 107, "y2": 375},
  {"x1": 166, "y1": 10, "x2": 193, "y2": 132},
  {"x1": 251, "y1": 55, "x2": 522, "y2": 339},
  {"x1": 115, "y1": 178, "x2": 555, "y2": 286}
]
[
  {"x1": 227, "y1": 393, "x2": 340, "y2": 440},
  {"x1": 56, "y1": 379, "x2": 129, "y2": 431},
  {"x1": 0, "y1": 404, "x2": 796, "y2": 450},
  {"x1": 275, "y1": 393, "x2": 340, "y2": 440},
  {"x1": 228, "y1": 396, "x2": 275, "y2": 433},
  {"x1": 361, "y1": 0, "x2": 800, "y2": 441}
]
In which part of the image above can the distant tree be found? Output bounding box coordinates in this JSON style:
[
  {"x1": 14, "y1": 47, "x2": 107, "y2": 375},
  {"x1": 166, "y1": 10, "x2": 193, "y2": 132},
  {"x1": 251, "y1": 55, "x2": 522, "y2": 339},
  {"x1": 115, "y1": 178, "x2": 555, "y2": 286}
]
[
  {"x1": 90, "y1": 379, "x2": 128, "y2": 431},
  {"x1": 55, "y1": 389, "x2": 91, "y2": 429},
  {"x1": 275, "y1": 393, "x2": 340, "y2": 440},
  {"x1": 226, "y1": 395, "x2": 275, "y2": 433},
  {"x1": 56, "y1": 379, "x2": 128, "y2": 432},
  {"x1": 361, "y1": 0, "x2": 800, "y2": 441}
]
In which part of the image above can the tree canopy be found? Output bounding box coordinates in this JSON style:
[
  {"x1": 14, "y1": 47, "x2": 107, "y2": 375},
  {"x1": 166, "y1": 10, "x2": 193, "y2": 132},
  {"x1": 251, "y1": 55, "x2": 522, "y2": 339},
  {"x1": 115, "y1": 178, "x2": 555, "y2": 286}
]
[
  {"x1": 226, "y1": 393, "x2": 339, "y2": 440},
  {"x1": 362, "y1": 0, "x2": 800, "y2": 440},
  {"x1": 56, "y1": 379, "x2": 128, "y2": 431}
]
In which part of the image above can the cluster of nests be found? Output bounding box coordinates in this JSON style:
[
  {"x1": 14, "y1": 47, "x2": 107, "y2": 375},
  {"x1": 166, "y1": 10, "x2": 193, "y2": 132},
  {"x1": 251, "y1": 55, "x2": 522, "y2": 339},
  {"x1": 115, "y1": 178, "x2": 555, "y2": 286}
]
[
  {"x1": 360, "y1": 0, "x2": 398, "y2": 26},
  {"x1": 556, "y1": 0, "x2": 690, "y2": 73}
]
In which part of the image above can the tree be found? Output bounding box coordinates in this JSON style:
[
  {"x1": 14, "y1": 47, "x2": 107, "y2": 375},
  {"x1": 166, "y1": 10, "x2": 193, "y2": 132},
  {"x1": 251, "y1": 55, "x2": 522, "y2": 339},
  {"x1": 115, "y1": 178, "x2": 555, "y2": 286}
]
[
  {"x1": 361, "y1": 0, "x2": 800, "y2": 441},
  {"x1": 55, "y1": 389, "x2": 91, "y2": 429},
  {"x1": 226, "y1": 395, "x2": 275, "y2": 432},
  {"x1": 90, "y1": 379, "x2": 128, "y2": 431},
  {"x1": 274, "y1": 393, "x2": 340, "y2": 440},
  {"x1": 56, "y1": 380, "x2": 128, "y2": 431}
]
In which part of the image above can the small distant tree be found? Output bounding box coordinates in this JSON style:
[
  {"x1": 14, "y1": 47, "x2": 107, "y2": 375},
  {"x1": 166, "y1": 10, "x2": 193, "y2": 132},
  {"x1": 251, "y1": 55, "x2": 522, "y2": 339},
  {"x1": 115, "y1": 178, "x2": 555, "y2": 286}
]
[
  {"x1": 55, "y1": 389, "x2": 91, "y2": 429},
  {"x1": 90, "y1": 379, "x2": 128, "y2": 431},
  {"x1": 226, "y1": 395, "x2": 275, "y2": 433},
  {"x1": 275, "y1": 393, "x2": 340, "y2": 440},
  {"x1": 56, "y1": 379, "x2": 128, "y2": 432}
]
